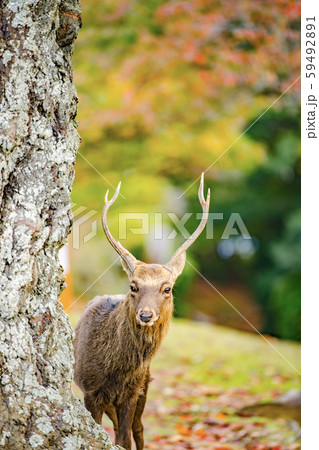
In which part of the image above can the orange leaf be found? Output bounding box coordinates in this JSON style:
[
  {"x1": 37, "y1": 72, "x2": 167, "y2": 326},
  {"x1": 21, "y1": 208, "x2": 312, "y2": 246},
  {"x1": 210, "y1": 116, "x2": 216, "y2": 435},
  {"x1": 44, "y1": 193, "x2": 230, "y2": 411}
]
[
  {"x1": 231, "y1": 423, "x2": 244, "y2": 431},
  {"x1": 195, "y1": 428, "x2": 207, "y2": 438},
  {"x1": 174, "y1": 423, "x2": 192, "y2": 436},
  {"x1": 180, "y1": 414, "x2": 192, "y2": 421},
  {"x1": 194, "y1": 52, "x2": 207, "y2": 65},
  {"x1": 215, "y1": 412, "x2": 228, "y2": 421}
]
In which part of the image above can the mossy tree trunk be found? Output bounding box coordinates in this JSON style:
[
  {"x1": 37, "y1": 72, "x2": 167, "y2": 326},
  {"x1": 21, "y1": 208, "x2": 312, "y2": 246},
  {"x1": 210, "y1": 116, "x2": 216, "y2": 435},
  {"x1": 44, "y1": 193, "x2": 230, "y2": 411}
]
[{"x1": 0, "y1": 1, "x2": 117, "y2": 448}]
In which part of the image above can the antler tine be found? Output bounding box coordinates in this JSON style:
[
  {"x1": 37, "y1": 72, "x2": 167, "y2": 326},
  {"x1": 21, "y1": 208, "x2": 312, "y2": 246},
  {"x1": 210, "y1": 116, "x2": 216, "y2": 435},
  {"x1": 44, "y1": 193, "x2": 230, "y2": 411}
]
[
  {"x1": 199, "y1": 172, "x2": 210, "y2": 208},
  {"x1": 168, "y1": 173, "x2": 210, "y2": 261},
  {"x1": 105, "y1": 181, "x2": 121, "y2": 205},
  {"x1": 199, "y1": 172, "x2": 204, "y2": 203},
  {"x1": 102, "y1": 182, "x2": 136, "y2": 274}
]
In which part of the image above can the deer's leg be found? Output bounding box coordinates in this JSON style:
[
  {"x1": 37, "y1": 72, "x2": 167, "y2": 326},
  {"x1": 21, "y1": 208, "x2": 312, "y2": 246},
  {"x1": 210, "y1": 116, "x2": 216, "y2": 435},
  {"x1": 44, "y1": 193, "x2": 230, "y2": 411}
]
[
  {"x1": 132, "y1": 395, "x2": 146, "y2": 450},
  {"x1": 115, "y1": 401, "x2": 136, "y2": 450},
  {"x1": 84, "y1": 393, "x2": 103, "y2": 424},
  {"x1": 132, "y1": 376, "x2": 150, "y2": 450},
  {"x1": 104, "y1": 404, "x2": 119, "y2": 439}
]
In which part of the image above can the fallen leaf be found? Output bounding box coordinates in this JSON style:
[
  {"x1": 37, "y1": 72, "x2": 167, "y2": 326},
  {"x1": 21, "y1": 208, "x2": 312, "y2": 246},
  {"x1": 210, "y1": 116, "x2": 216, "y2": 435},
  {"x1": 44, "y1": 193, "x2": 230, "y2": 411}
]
[
  {"x1": 195, "y1": 428, "x2": 207, "y2": 438},
  {"x1": 175, "y1": 424, "x2": 192, "y2": 436},
  {"x1": 253, "y1": 421, "x2": 267, "y2": 427},
  {"x1": 167, "y1": 434, "x2": 185, "y2": 443},
  {"x1": 231, "y1": 423, "x2": 244, "y2": 431},
  {"x1": 215, "y1": 412, "x2": 228, "y2": 421}
]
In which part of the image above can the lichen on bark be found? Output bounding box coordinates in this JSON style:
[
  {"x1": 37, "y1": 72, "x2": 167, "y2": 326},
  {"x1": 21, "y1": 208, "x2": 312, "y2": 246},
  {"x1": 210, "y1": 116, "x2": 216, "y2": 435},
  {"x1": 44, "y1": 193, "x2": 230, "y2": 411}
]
[{"x1": 0, "y1": 1, "x2": 117, "y2": 448}]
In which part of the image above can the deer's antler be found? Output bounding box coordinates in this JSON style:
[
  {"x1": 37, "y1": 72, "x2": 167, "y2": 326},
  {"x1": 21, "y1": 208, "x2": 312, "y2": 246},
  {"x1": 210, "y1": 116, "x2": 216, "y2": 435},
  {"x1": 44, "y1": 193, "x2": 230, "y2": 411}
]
[
  {"x1": 168, "y1": 173, "x2": 210, "y2": 262},
  {"x1": 102, "y1": 182, "x2": 137, "y2": 274}
]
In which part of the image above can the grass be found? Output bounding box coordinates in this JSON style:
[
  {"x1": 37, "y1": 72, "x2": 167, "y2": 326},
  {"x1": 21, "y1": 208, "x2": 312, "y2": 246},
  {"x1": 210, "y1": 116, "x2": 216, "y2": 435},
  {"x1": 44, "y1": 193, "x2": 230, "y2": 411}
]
[
  {"x1": 152, "y1": 319, "x2": 300, "y2": 393},
  {"x1": 69, "y1": 310, "x2": 300, "y2": 449}
]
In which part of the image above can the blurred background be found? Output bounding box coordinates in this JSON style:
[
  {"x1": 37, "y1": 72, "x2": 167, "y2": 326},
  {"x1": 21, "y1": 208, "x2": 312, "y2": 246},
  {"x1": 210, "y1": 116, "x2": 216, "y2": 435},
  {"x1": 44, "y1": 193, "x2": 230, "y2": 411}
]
[
  {"x1": 65, "y1": 0, "x2": 300, "y2": 342},
  {"x1": 65, "y1": 1, "x2": 301, "y2": 447}
]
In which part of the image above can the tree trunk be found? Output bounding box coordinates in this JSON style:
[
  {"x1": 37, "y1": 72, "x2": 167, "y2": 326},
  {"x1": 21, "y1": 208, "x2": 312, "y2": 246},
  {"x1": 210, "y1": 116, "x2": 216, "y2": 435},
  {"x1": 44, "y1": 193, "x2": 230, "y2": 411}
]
[{"x1": 0, "y1": 1, "x2": 117, "y2": 448}]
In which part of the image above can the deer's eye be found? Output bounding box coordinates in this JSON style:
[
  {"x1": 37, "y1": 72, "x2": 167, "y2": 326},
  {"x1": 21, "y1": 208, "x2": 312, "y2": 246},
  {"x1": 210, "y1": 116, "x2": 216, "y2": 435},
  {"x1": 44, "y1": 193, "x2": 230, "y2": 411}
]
[
  {"x1": 130, "y1": 285, "x2": 138, "y2": 293},
  {"x1": 164, "y1": 287, "x2": 171, "y2": 294}
]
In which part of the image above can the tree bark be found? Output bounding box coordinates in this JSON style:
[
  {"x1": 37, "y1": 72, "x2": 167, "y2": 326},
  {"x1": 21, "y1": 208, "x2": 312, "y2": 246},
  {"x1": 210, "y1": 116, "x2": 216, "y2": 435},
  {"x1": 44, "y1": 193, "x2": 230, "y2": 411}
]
[{"x1": 0, "y1": 1, "x2": 117, "y2": 448}]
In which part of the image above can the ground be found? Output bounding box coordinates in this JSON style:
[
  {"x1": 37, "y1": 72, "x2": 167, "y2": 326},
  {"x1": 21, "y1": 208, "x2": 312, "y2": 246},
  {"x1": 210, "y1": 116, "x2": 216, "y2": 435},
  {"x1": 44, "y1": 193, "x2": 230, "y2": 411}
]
[{"x1": 69, "y1": 311, "x2": 300, "y2": 450}]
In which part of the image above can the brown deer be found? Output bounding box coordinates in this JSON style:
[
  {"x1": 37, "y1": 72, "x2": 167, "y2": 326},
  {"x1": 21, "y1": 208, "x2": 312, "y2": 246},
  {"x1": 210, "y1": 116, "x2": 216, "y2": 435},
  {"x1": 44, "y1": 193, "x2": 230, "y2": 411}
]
[{"x1": 73, "y1": 174, "x2": 210, "y2": 450}]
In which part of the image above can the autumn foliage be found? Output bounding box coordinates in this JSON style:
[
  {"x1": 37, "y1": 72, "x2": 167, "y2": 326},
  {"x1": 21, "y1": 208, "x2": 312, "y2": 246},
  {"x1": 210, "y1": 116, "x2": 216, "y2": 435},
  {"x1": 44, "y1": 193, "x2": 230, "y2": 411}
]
[{"x1": 72, "y1": 1, "x2": 300, "y2": 336}]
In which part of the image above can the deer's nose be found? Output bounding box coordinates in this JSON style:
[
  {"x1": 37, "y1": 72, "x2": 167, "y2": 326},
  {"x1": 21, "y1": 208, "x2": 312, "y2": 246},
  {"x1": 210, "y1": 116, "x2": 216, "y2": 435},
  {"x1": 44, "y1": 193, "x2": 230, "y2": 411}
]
[{"x1": 140, "y1": 311, "x2": 153, "y2": 323}]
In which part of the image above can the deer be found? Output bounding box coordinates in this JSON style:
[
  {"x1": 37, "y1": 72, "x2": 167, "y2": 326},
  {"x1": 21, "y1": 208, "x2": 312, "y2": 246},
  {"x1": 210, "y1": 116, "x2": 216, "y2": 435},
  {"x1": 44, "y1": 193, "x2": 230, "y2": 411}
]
[{"x1": 73, "y1": 174, "x2": 210, "y2": 450}]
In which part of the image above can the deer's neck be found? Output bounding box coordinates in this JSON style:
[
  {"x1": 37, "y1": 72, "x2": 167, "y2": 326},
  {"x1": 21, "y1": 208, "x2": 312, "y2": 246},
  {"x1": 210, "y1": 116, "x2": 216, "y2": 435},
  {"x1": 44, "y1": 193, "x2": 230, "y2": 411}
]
[{"x1": 112, "y1": 296, "x2": 172, "y2": 368}]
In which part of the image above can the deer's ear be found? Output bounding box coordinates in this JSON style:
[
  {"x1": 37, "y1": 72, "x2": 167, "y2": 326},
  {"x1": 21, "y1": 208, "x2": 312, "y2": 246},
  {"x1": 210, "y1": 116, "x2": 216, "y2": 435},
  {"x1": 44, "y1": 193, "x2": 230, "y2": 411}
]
[
  {"x1": 120, "y1": 258, "x2": 133, "y2": 277},
  {"x1": 120, "y1": 257, "x2": 140, "y2": 277},
  {"x1": 166, "y1": 252, "x2": 186, "y2": 280}
]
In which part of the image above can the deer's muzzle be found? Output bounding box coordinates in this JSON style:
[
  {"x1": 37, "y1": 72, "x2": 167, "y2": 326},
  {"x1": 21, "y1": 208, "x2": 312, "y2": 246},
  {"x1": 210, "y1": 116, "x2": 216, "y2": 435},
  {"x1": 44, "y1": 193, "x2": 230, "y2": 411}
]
[
  {"x1": 140, "y1": 312, "x2": 153, "y2": 323},
  {"x1": 137, "y1": 309, "x2": 159, "y2": 327}
]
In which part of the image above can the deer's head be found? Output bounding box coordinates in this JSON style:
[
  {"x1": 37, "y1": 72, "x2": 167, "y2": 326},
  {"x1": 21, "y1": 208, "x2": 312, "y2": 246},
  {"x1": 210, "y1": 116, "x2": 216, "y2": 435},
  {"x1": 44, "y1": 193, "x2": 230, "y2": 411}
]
[{"x1": 102, "y1": 174, "x2": 210, "y2": 327}]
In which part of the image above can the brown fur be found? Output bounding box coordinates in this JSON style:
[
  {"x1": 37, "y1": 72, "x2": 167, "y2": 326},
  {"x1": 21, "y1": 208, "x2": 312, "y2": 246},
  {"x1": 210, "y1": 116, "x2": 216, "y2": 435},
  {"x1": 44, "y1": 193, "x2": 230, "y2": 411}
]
[
  {"x1": 74, "y1": 262, "x2": 182, "y2": 449},
  {"x1": 75, "y1": 176, "x2": 210, "y2": 448}
]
